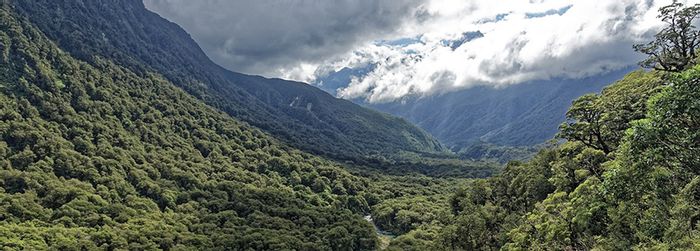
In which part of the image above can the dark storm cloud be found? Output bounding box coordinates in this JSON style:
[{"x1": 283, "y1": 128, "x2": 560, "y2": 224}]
[{"x1": 143, "y1": 0, "x2": 428, "y2": 76}]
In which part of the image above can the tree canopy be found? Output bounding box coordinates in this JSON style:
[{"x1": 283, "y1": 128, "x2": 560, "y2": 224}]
[
  {"x1": 634, "y1": 0, "x2": 700, "y2": 72},
  {"x1": 0, "y1": 4, "x2": 379, "y2": 249}
]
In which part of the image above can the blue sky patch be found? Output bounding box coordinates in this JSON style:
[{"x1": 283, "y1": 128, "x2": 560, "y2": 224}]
[
  {"x1": 375, "y1": 36, "x2": 423, "y2": 47},
  {"x1": 441, "y1": 31, "x2": 484, "y2": 50},
  {"x1": 479, "y1": 13, "x2": 510, "y2": 23},
  {"x1": 525, "y1": 5, "x2": 573, "y2": 19}
]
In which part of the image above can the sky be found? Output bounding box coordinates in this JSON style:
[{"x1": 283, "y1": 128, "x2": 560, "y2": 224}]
[{"x1": 144, "y1": 0, "x2": 698, "y2": 103}]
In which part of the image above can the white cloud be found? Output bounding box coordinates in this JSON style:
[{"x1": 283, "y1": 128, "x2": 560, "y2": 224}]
[
  {"x1": 330, "y1": 0, "x2": 699, "y2": 102},
  {"x1": 145, "y1": 0, "x2": 700, "y2": 103}
]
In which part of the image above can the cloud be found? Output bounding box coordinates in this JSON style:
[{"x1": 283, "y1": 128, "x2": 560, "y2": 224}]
[
  {"x1": 143, "y1": 0, "x2": 427, "y2": 77},
  {"x1": 333, "y1": 0, "x2": 696, "y2": 103},
  {"x1": 145, "y1": 0, "x2": 700, "y2": 103}
]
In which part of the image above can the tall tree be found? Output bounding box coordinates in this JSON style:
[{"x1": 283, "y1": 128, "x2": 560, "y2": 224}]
[{"x1": 634, "y1": 1, "x2": 700, "y2": 72}]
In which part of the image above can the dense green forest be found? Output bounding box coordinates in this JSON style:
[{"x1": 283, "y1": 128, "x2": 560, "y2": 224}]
[
  {"x1": 371, "y1": 66, "x2": 699, "y2": 250},
  {"x1": 0, "y1": 4, "x2": 382, "y2": 249},
  {"x1": 0, "y1": 1, "x2": 486, "y2": 249},
  {"x1": 10, "y1": 0, "x2": 446, "y2": 162},
  {"x1": 2, "y1": 0, "x2": 700, "y2": 250}
]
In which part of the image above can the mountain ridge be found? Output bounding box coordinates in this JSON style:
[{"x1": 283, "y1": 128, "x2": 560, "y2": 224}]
[
  {"x1": 0, "y1": 2, "x2": 382, "y2": 248},
  {"x1": 12, "y1": 0, "x2": 446, "y2": 161},
  {"x1": 366, "y1": 68, "x2": 631, "y2": 152}
]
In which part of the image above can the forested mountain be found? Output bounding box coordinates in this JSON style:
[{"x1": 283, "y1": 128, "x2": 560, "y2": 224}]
[
  {"x1": 0, "y1": 0, "x2": 498, "y2": 249},
  {"x1": 0, "y1": 2, "x2": 384, "y2": 248},
  {"x1": 2, "y1": 0, "x2": 700, "y2": 250},
  {"x1": 10, "y1": 0, "x2": 445, "y2": 161},
  {"x1": 366, "y1": 69, "x2": 630, "y2": 159},
  {"x1": 375, "y1": 66, "x2": 700, "y2": 249}
]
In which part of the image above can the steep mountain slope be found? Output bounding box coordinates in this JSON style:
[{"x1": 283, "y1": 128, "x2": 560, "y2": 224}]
[
  {"x1": 12, "y1": 0, "x2": 445, "y2": 160},
  {"x1": 0, "y1": 3, "x2": 378, "y2": 249},
  {"x1": 368, "y1": 69, "x2": 630, "y2": 152}
]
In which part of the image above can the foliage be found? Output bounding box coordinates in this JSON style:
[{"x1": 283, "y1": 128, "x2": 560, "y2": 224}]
[
  {"x1": 359, "y1": 173, "x2": 472, "y2": 250},
  {"x1": 597, "y1": 65, "x2": 700, "y2": 249},
  {"x1": 372, "y1": 196, "x2": 450, "y2": 235},
  {"x1": 559, "y1": 70, "x2": 663, "y2": 154},
  {"x1": 348, "y1": 155, "x2": 497, "y2": 179},
  {"x1": 437, "y1": 68, "x2": 673, "y2": 250},
  {"x1": 0, "y1": 1, "x2": 506, "y2": 249},
  {"x1": 0, "y1": 4, "x2": 378, "y2": 249},
  {"x1": 458, "y1": 142, "x2": 541, "y2": 163},
  {"x1": 5, "y1": 0, "x2": 700, "y2": 250},
  {"x1": 634, "y1": 0, "x2": 700, "y2": 72},
  {"x1": 384, "y1": 224, "x2": 443, "y2": 251},
  {"x1": 11, "y1": 0, "x2": 446, "y2": 162}
]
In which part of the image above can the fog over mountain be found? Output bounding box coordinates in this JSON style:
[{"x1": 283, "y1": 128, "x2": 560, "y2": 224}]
[{"x1": 144, "y1": 0, "x2": 694, "y2": 102}]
